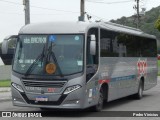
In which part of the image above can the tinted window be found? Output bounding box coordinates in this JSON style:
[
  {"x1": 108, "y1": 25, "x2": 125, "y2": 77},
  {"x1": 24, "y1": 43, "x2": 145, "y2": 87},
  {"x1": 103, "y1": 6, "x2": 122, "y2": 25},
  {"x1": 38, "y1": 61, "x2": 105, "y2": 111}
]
[
  {"x1": 100, "y1": 29, "x2": 120, "y2": 57},
  {"x1": 100, "y1": 29, "x2": 157, "y2": 57},
  {"x1": 141, "y1": 38, "x2": 157, "y2": 57}
]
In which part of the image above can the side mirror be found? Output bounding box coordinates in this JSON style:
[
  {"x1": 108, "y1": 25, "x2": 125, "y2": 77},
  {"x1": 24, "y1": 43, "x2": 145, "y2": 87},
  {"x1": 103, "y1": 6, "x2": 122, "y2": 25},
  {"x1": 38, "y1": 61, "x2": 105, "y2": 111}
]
[
  {"x1": 1, "y1": 35, "x2": 18, "y2": 54},
  {"x1": 90, "y1": 34, "x2": 96, "y2": 55},
  {"x1": 2, "y1": 39, "x2": 9, "y2": 54}
]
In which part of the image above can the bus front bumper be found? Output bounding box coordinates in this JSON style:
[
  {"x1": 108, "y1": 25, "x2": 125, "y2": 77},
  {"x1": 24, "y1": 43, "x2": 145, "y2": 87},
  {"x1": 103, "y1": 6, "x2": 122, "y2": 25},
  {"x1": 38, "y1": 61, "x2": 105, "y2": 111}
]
[{"x1": 11, "y1": 86, "x2": 86, "y2": 109}]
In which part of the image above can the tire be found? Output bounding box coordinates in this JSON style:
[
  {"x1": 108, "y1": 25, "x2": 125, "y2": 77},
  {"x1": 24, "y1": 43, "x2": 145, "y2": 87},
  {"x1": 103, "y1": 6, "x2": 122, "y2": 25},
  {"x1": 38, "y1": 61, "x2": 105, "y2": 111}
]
[
  {"x1": 134, "y1": 80, "x2": 143, "y2": 99},
  {"x1": 91, "y1": 88, "x2": 104, "y2": 112}
]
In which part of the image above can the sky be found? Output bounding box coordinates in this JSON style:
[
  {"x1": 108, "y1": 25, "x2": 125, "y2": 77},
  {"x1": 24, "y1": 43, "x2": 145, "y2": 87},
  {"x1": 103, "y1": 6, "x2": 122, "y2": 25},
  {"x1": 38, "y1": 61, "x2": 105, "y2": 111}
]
[
  {"x1": 0, "y1": 0, "x2": 160, "y2": 65},
  {"x1": 0, "y1": 0, "x2": 160, "y2": 42}
]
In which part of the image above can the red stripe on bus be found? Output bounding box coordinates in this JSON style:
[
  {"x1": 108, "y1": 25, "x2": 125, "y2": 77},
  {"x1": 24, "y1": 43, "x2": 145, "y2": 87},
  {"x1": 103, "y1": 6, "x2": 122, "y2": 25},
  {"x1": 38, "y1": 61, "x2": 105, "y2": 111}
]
[{"x1": 98, "y1": 79, "x2": 110, "y2": 84}]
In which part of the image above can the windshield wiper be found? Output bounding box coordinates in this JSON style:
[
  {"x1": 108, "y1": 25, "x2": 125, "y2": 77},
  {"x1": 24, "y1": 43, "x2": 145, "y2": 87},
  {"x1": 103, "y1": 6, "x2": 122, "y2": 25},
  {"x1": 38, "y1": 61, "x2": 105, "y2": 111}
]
[
  {"x1": 47, "y1": 44, "x2": 64, "y2": 77},
  {"x1": 25, "y1": 45, "x2": 45, "y2": 76},
  {"x1": 25, "y1": 44, "x2": 64, "y2": 77}
]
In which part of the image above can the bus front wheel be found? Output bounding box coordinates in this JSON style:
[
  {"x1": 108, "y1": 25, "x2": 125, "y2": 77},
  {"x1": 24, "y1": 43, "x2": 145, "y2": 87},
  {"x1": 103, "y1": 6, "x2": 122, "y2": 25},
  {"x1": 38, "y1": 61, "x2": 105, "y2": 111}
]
[{"x1": 92, "y1": 88, "x2": 104, "y2": 112}]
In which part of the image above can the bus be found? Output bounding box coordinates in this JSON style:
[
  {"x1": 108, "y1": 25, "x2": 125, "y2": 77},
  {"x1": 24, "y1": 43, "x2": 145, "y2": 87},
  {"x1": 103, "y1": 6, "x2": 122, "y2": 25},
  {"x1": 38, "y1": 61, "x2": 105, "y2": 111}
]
[{"x1": 1, "y1": 21, "x2": 158, "y2": 111}]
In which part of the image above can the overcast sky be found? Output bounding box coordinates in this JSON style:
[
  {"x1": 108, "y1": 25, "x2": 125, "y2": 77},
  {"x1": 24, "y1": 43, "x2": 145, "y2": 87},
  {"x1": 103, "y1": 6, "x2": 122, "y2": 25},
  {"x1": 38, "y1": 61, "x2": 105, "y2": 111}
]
[{"x1": 0, "y1": 0, "x2": 160, "y2": 42}]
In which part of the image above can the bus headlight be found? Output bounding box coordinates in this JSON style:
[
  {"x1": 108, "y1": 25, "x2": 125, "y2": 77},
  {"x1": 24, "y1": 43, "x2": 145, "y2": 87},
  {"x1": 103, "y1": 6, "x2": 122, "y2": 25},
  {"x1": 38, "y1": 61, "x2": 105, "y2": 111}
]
[
  {"x1": 12, "y1": 83, "x2": 24, "y2": 93},
  {"x1": 63, "y1": 85, "x2": 81, "y2": 94}
]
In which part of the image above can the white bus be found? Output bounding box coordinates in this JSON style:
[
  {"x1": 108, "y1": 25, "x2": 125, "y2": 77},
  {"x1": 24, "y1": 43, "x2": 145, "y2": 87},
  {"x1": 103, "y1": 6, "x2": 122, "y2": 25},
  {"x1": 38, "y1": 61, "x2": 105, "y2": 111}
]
[{"x1": 1, "y1": 21, "x2": 158, "y2": 111}]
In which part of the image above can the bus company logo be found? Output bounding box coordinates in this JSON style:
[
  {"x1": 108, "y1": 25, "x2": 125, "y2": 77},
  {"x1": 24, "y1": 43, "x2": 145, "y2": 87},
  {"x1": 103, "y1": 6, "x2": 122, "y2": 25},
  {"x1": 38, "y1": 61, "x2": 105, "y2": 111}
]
[
  {"x1": 137, "y1": 59, "x2": 147, "y2": 76},
  {"x1": 2, "y1": 112, "x2": 11, "y2": 117},
  {"x1": 47, "y1": 88, "x2": 56, "y2": 92}
]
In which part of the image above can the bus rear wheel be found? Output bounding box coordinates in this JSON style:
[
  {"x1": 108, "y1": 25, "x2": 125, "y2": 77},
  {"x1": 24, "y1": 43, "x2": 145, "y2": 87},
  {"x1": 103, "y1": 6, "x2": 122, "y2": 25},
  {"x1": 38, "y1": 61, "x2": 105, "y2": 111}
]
[
  {"x1": 92, "y1": 88, "x2": 104, "y2": 112},
  {"x1": 134, "y1": 80, "x2": 143, "y2": 99}
]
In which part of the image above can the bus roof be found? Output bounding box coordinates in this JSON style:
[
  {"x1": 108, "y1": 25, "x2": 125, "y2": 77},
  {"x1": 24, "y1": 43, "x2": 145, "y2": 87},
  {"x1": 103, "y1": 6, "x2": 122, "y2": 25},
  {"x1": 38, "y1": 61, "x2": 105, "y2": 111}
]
[
  {"x1": 19, "y1": 21, "x2": 156, "y2": 39},
  {"x1": 19, "y1": 22, "x2": 91, "y2": 34}
]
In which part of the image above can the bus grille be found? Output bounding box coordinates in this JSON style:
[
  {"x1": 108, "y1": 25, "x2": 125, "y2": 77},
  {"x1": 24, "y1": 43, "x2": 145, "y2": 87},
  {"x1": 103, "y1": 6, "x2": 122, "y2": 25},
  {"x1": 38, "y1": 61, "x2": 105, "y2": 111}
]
[{"x1": 22, "y1": 80, "x2": 66, "y2": 88}]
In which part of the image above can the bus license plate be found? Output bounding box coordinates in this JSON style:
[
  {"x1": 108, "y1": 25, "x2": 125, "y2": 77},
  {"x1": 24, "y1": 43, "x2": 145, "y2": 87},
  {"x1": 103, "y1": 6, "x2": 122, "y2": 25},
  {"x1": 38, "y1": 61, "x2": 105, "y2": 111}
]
[{"x1": 36, "y1": 97, "x2": 48, "y2": 101}]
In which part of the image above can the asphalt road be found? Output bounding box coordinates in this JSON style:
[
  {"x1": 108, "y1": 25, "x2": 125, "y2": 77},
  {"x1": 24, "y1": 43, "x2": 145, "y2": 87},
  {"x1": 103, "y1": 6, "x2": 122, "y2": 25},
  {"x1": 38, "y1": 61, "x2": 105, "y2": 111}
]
[{"x1": 0, "y1": 78, "x2": 160, "y2": 120}]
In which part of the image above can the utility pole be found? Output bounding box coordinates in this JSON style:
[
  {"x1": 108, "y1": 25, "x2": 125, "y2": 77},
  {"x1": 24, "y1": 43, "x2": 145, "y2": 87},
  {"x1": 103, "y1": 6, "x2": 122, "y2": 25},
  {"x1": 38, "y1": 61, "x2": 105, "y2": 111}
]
[
  {"x1": 136, "y1": 0, "x2": 140, "y2": 28},
  {"x1": 79, "y1": 0, "x2": 85, "y2": 21},
  {"x1": 23, "y1": 0, "x2": 30, "y2": 25},
  {"x1": 134, "y1": 0, "x2": 140, "y2": 28}
]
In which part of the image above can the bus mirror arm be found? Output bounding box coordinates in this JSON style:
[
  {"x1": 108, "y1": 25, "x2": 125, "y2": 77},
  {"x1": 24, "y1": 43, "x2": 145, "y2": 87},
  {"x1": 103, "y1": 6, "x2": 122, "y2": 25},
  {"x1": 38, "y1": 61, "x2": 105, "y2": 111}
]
[
  {"x1": 1, "y1": 35, "x2": 18, "y2": 54},
  {"x1": 90, "y1": 34, "x2": 96, "y2": 55}
]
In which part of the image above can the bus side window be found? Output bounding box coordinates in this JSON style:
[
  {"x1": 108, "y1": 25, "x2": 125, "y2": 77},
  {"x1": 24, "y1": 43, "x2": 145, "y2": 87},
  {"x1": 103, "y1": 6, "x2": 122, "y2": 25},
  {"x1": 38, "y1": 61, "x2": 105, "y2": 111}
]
[{"x1": 86, "y1": 28, "x2": 99, "y2": 82}]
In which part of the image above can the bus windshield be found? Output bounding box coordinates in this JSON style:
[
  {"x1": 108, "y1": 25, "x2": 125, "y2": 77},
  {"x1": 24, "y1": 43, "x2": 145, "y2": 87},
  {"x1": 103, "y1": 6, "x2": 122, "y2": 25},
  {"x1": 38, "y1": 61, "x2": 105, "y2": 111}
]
[{"x1": 13, "y1": 34, "x2": 84, "y2": 76}]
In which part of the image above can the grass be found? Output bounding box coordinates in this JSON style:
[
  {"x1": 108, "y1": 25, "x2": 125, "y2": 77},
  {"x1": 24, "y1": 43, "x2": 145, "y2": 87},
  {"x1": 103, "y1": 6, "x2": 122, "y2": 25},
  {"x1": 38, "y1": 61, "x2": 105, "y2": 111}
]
[
  {"x1": 158, "y1": 60, "x2": 160, "y2": 67},
  {"x1": 158, "y1": 60, "x2": 160, "y2": 76},
  {"x1": 0, "y1": 80, "x2": 11, "y2": 87},
  {"x1": 158, "y1": 60, "x2": 160, "y2": 65}
]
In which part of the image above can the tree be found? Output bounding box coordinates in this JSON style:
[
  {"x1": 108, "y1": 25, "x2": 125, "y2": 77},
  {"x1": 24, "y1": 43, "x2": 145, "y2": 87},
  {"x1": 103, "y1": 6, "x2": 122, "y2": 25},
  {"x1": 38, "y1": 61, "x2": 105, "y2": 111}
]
[{"x1": 155, "y1": 18, "x2": 160, "y2": 31}]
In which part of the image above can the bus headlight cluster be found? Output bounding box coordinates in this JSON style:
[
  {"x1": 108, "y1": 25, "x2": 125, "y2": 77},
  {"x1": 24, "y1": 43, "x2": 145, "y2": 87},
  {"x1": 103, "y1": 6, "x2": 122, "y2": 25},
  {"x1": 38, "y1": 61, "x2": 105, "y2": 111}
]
[
  {"x1": 63, "y1": 85, "x2": 81, "y2": 94},
  {"x1": 12, "y1": 83, "x2": 24, "y2": 93}
]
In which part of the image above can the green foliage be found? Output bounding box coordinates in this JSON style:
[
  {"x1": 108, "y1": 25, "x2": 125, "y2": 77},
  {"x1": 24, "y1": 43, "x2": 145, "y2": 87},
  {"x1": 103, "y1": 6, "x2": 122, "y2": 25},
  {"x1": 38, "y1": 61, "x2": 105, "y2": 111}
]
[
  {"x1": 110, "y1": 6, "x2": 160, "y2": 39},
  {"x1": 155, "y1": 18, "x2": 160, "y2": 31}
]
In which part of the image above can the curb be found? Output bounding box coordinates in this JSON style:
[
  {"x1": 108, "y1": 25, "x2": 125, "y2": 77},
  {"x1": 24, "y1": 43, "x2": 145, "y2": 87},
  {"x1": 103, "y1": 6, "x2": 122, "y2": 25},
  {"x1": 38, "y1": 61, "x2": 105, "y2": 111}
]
[
  {"x1": 0, "y1": 88, "x2": 11, "y2": 102},
  {"x1": 0, "y1": 87, "x2": 11, "y2": 92},
  {"x1": 0, "y1": 97, "x2": 11, "y2": 102},
  {"x1": 0, "y1": 90, "x2": 11, "y2": 93}
]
